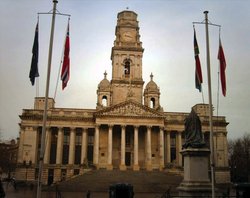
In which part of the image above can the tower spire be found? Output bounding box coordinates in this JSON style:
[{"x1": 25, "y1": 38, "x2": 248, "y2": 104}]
[
  {"x1": 104, "y1": 70, "x2": 107, "y2": 79},
  {"x1": 150, "y1": 73, "x2": 154, "y2": 81}
]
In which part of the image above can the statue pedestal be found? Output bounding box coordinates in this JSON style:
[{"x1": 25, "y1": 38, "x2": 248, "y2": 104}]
[{"x1": 178, "y1": 148, "x2": 212, "y2": 197}]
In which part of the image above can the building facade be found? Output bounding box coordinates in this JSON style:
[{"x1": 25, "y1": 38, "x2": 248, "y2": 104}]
[
  {"x1": 0, "y1": 139, "x2": 18, "y2": 178},
  {"x1": 16, "y1": 10, "x2": 229, "y2": 185}
]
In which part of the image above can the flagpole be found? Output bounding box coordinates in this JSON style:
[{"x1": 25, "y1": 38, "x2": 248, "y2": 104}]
[
  {"x1": 204, "y1": 10, "x2": 215, "y2": 198},
  {"x1": 36, "y1": 1, "x2": 58, "y2": 198}
]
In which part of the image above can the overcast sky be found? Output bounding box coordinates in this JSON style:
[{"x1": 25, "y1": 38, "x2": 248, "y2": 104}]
[{"x1": 0, "y1": 0, "x2": 249, "y2": 141}]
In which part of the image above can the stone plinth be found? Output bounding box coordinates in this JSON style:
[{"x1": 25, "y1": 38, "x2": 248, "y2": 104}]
[
  {"x1": 119, "y1": 164, "x2": 127, "y2": 171},
  {"x1": 178, "y1": 148, "x2": 212, "y2": 197},
  {"x1": 107, "y1": 164, "x2": 113, "y2": 170}
]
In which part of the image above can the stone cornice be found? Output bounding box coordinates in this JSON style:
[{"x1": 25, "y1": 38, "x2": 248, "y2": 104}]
[
  {"x1": 111, "y1": 79, "x2": 144, "y2": 85},
  {"x1": 112, "y1": 46, "x2": 144, "y2": 53},
  {"x1": 19, "y1": 104, "x2": 228, "y2": 127},
  {"x1": 19, "y1": 114, "x2": 95, "y2": 122}
]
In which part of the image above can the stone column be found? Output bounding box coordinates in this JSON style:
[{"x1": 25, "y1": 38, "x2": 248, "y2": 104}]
[
  {"x1": 68, "y1": 128, "x2": 76, "y2": 165},
  {"x1": 133, "y1": 125, "x2": 140, "y2": 171},
  {"x1": 177, "y1": 131, "x2": 182, "y2": 166},
  {"x1": 159, "y1": 127, "x2": 165, "y2": 170},
  {"x1": 146, "y1": 126, "x2": 152, "y2": 170},
  {"x1": 17, "y1": 127, "x2": 25, "y2": 163},
  {"x1": 44, "y1": 128, "x2": 51, "y2": 164},
  {"x1": 54, "y1": 127, "x2": 63, "y2": 182},
  {"x1": 56, "y1": 127, "x2": 63, "y2": 164},
  {"x1": 107, "y1": 125, "x2": 113, "y2": 170},
  {"x1": 93, "y1": 125, "x2": 100, "y2": 166},
  {"x1": 81, "y1": 128, "x2": 87, "y2": 165},
  {"x1": 120, "y1": 125, "x2": 126, "y2": 170},
  {"x1": 166, "y1": 131, "x2": 171, "y2": 163}
]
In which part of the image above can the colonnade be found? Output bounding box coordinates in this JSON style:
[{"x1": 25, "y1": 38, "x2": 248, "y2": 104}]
[
  {"x1": 93, "y1": 124, "x2": 166, "y2": 170},
  {"x1": 43, "y1": 127, "x2": 89, "y2": 166},
  {"x1": 18, "y1": 126, "x2": 184, "y2": 173}
]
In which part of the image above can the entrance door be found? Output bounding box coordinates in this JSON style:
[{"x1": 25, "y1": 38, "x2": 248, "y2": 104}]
[
  {"x1": 87, "y1": 130, "x2": 94, "y2": 165},
  {"x1": 48, "y1": 169, "x2": 54, "y2": 186},
  {"x1": 125, "y1": 152, "x2": 131, "y2": 166},
  {"x1": 87, "y1": 145, "x2": 93, "y2": 165}
]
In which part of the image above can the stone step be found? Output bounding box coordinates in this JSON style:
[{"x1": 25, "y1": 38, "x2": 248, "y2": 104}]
[{"x1": 46, "y1": 169, "x2": 183, "y2": 194}]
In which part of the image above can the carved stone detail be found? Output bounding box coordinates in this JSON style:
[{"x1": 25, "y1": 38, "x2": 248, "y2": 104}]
[{"x1": 96, "y1": 101, "x2": 163, "y2": 117}]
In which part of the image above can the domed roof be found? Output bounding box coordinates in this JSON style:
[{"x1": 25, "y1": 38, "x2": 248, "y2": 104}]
[
  {"x1": 98, "y1": 71, "x2": 110, "y2": 90},
  {"x1": 145, "y1": 73, "x2": 159, "y2": 91}
]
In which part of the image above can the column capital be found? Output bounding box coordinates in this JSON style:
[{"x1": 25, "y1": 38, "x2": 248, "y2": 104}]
[
  {"x1": 160, "y1": 126, "x2": 165, "y2": 131},
  {"x1": 32, "y1": 126, "x2": 39, "y2": 130},
  {"x1": 121, "y1": 125, "x2": 126, "y2": 129},
  {"x1": 20, "y1": 126, "x2": 25, "y2": 130},
  {"x1": 82, "y1": 127, "x2": 87, "y2": 132},
  {"x1": 95, "y1": 124, "x2": 100, "y2": 128},
  {"x1": 108, "y1": 124, "x2": 114, "y2": 128},
  {"x1": 146, "y1": 125, "x2": 152, "y2": 130},
  {"x1": 177, "y1": 130, "x2": 183, "y2": 134},
  {"x1": 134, "y1": 125, "x2": 140, "y2": 129}
]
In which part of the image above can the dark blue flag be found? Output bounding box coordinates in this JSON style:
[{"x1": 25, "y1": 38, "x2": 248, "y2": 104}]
[{"x1": 29, "y1": 22, "x2": 39, "y2": 85}]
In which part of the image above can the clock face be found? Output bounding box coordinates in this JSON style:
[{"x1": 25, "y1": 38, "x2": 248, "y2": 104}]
[{"x1": 122, "y1": 31, "x2": 134, "y2": 41}]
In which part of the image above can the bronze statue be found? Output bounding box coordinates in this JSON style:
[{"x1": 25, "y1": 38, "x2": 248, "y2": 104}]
[{"x1": 183, "y1": 109, "x2": 206, "y2": 149}]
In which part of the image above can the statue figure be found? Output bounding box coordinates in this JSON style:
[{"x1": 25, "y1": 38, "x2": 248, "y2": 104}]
[{"x1": 183, "y1": 108, "x2": 206, "y2": 149}]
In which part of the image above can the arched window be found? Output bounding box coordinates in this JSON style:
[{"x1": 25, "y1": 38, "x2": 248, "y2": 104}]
[
  {"x1": 124, "y1": 60, "x2": 130, "y2": 75},
  {"x1": 150, "y1": 98, "x2": 155, "y2": 108},
  {"x1": 102, "y1": 95, "x2": 108, "y2": 106}
]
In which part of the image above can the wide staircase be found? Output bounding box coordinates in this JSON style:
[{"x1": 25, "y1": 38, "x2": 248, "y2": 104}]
[{"x1": 46, "y1": 169, "x2": 183, "y2": 197}]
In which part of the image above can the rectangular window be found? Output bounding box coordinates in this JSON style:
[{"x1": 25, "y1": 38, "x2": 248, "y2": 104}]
[
  {"x1": 170, "y1": 131, "x2": 177, "y2": 162},
  {"x1": 88, "y1": 135, "x2": 94, "y2": 145},
  {"x1": 50, "y1": 128, "x2": 58, "y2": 164},
  {"x1": 170, "y1": 132, "x2": 176, "y2": 147},
  {"x1": 62, "y1": 145, "x2": 69, "y2": 165},
  {"x1": 62, "y1": 128, "x2": 70, "y2": 164},
  {"x1": 36, "y1": 127, "x2": 42, "y2": 164},
  {"x1": 75, "y1": 129, "x2": 82, "y2": 145},
  {"x1": 74, "y1": 129, "x2": 82, "y2": 165},
  {"x1": 74, "y1": 145, "x2": 81, "y2": 164},
  {"x1": 126, "y1": 131, "x2": 131, "y2": 146},
  {"x1": 171, "y1": 148, "x2": 176, "y2": 162}
]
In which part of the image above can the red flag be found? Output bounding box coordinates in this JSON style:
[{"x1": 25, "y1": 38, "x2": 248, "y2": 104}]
[
  {"x1": 61, "y1": 21, "x2": 70, "y2": 90},
  {"x1": 218, "y1": 37, "x2": 226, "y2": 96},
  {"x1": 194, "y1": 28, "x2": 203, "y2": 92}
]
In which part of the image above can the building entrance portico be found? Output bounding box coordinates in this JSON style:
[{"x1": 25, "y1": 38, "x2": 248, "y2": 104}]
[{"x1": 94, "y1": 100, "x2": 165, "y2": 171}]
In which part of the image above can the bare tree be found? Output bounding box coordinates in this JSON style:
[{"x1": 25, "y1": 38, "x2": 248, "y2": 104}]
[{"x1": 228, "y1": 133, "x2": 250, "y2": 182}]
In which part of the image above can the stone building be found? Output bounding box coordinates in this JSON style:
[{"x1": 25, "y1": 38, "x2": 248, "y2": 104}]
[
  {"x1": 0, "y1": 139, "x2": 18, "y2": 177},
  {"x1": 16, "y1": 10, "x2": 229, "y2": 185}
]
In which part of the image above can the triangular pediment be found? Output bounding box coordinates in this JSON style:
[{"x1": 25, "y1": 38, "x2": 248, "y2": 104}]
[{"x1": 95, "y1": 100, "x2": 164, "y2": 118}]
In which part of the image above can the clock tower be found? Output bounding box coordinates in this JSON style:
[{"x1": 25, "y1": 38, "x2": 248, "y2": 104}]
[{"x1": 110, "y1": 10, "x2": 144, "y2": 105}]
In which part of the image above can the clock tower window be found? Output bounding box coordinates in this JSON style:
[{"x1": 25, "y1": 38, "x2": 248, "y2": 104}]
[
  {"x1": 102, "y1": 95, "x2": 108, "y2": 106},
  {"x1": 150, "y1": 98, "x2": 156, "y2": 108},
  {"x1": 124, "y1": 60, "x2": 130, "y2": 76}
]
